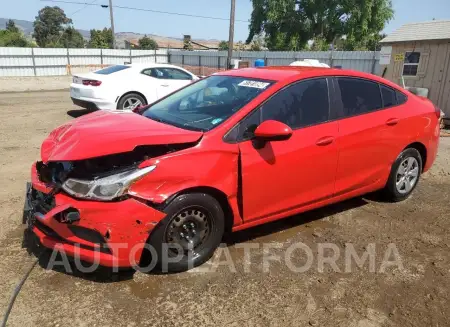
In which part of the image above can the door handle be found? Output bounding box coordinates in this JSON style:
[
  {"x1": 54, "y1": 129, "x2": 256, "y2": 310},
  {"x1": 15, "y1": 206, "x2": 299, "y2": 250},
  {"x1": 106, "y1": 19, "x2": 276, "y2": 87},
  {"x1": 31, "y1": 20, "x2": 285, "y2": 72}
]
[
  {"x1": 386, "y1": 118, "x2": 399, "y2": 126},
  {"x1": 316, "y1": 136, "x2": 334, "y2": 146},
  {"x1": 160, "y1": 84, "x2": 169, "y2": 87}
]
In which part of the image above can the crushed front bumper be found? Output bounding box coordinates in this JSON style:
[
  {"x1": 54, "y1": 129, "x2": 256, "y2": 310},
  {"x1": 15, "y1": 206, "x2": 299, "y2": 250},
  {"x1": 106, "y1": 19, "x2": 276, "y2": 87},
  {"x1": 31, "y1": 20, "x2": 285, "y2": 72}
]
[{"x1": 26, "y1": 163, "x2": 166, "y2": 267}]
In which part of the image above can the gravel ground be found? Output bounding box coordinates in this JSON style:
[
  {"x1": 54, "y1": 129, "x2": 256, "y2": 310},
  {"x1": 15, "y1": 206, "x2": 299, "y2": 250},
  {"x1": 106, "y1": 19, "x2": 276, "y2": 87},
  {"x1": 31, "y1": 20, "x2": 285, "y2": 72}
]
[
  {"x1": 0, "y1": 91, "x2": 449, "y2": 327},
  {"x1": 0, "y1": 77, "x2": 72, "y2": 93}
]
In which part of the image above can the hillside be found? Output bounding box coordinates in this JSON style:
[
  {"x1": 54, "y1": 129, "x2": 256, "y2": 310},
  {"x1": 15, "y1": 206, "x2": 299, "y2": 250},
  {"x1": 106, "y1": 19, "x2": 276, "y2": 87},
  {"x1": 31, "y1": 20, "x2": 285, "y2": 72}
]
[
  {"x1": 0, "y1": 18, "x2": 221, "y2": 48},
  {"x1": 0, "y1": 18, "x2": 91, "y2": 39}
]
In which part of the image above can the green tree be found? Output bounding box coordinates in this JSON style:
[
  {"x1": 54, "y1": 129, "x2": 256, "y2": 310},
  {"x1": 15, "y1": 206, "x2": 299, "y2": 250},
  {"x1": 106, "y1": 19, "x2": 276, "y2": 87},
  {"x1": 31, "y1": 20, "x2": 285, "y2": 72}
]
[
  {"x1": 33, "y1": 6, "x2": 72, "y2": 47},
  {"x1": 138, "y1": 35, "x2": 158, "y2": 49},
  {"x1": 249, "y1": 34, "x2": 266, "y2": 51},
  {"x1": 88, "y1": 28, "x2": 113, "y2": 48},
  {"x1": 247, "y1": 0, "x2": 394, "y2": 51},
  {"x1": 0, "y1": 19, "x2": 32, "y2": 47},
  {"x1": 340, "y1": 33, "x2": 387, "y2": 51},
  {"x1": 6, "y1": 19, "x2": 20, "y2": 33},
  {"x1": 0, "y1": 30, "x2": 31, "y2": 47},
  {"x1": 183, "y1": 35, "x2": 193, "y2": 50},
  {"x1": 60, "y1": 27, "x2": 85, "y2": 48},
  {"x1": 218, "y1": 40, "x2": 229, "y2": 50},
  {"x1": 310, "y1": 37, "x2": 330, "y2": 51}
]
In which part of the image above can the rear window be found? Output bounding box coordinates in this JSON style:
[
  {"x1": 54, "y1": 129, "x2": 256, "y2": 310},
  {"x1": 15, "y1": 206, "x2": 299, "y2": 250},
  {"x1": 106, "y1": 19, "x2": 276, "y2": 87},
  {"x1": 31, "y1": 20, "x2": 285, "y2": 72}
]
[
  {"x1": 337, "y1": 77, "x2": 382, "y2": 116},
  {"x1": 95, "y1": 65, "x2": 130, "y2": 75},
  {"x1": 396, "y1": 91, "x2": 407, "y2": 105},
  {"x1": 381, "y1": 85, "x2": 397, "y2": 107}
]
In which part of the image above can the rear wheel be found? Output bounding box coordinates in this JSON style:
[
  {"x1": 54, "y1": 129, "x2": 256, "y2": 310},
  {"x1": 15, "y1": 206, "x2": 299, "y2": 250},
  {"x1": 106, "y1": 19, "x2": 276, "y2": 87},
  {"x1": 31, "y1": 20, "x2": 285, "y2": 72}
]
[
  {"x1": 383, "y1": 148, "x2": 422, "y2": 202},
  {"x1": 144, "y1": 193, "x2": 224, "y2": 272},
  {"x1": 117, "y1": 93, "x2": 146, "y2": 110}
]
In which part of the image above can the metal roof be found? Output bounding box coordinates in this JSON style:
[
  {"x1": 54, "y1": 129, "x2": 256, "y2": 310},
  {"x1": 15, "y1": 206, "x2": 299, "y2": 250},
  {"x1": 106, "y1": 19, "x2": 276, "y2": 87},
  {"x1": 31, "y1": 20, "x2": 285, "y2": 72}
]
[{"x1": 381, "y1": 20, "x2": 450, "y2": 43}]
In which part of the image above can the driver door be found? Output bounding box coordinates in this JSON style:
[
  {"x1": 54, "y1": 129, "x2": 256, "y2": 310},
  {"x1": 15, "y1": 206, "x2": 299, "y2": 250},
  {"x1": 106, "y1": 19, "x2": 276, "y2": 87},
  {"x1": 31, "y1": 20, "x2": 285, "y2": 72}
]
[{"x1": 237, "y1": 78, "x2": 339, "y2": 222}]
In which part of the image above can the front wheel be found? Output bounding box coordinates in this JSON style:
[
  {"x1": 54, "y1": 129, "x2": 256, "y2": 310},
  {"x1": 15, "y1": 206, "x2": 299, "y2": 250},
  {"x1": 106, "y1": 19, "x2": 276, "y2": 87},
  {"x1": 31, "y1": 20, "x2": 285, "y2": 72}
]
[
  {"x1": 145, "y1": 193, "x2": 225, "y2": 272},
  {"x1": 383, "y1": 148, "x2": 422, "y2": 202}
]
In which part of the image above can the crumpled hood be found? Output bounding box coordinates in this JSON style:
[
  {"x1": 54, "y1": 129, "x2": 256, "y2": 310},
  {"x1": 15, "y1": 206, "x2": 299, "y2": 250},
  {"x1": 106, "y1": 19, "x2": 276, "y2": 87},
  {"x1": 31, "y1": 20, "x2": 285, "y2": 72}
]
[{"x1": 41, "y1": 110, "x2": 202, "y2": 162}]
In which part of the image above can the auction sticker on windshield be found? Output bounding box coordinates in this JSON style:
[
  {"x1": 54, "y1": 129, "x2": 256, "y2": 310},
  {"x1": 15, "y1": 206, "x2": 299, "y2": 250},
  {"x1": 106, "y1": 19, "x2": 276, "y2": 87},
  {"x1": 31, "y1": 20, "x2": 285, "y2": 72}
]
[{"x1": 238, "y1": 80, "x2": 270, "y2": 89}]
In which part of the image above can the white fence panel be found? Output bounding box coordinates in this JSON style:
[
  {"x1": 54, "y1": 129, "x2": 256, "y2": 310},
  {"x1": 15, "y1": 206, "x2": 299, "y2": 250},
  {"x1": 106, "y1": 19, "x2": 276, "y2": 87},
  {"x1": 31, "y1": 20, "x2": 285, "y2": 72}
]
[
  {"x1": 0, "y1": 47, "x2": 34, "y2": 76},
  {"x1": 68, "y1": 48, "x2": 102, "y2": 65},
  {"x1": 0, "y1": 47, "x2": 381, "y2": 76},
  {"x1": 155, "y1": 49, "x2": 168, "y2": 64},
  {"x1": 33, "y1": 48, "x2": 68, "y2": 76},
  {"x1": 102, "y1": 49, "x2": 131, "y2": 65}
]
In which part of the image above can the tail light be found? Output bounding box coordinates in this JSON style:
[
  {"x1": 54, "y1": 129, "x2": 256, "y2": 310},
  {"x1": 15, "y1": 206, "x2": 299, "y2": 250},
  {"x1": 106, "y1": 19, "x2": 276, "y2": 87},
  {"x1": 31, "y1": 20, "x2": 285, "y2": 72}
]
[
  {"x1": 82, "y1": 79, "x2": 102, "y2": 86},
  {"x1": 434, "y1": 104, "x2": 441, "y2": 119}
]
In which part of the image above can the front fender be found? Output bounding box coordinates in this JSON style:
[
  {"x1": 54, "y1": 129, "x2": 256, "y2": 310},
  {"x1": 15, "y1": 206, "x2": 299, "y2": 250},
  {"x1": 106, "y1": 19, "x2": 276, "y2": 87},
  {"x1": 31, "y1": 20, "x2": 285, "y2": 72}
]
[{"x1": 128, "y1": 148, "x2": 239, "y2": 205}]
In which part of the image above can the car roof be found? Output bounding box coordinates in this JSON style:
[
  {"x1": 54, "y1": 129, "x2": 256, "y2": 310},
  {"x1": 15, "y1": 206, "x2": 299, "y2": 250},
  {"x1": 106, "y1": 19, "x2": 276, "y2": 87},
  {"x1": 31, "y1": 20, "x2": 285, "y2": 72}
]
[
  {"x1": 126, "y1": 63, "x2": 180, "y2": 70},
  {"x1": 215, "y1": 66, "x2": 390, "y2": 85}
]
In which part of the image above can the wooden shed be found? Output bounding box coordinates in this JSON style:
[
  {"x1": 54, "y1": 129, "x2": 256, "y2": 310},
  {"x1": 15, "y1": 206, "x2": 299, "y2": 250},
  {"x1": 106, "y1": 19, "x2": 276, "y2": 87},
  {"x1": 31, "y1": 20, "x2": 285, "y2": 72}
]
[{"x1": 380, "y1": 20, "x2": 450, "y2": 120}]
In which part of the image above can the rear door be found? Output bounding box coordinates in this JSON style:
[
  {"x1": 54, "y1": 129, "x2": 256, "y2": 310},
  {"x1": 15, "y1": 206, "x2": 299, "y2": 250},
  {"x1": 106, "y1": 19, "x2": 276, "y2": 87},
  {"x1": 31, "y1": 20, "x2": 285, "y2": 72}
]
[
  {"x1": 332, "y1": 77, "x2": 408, "y2": 195},
  {"x1": 237, "y1": 78, "x2": 339, "y2": 221}
]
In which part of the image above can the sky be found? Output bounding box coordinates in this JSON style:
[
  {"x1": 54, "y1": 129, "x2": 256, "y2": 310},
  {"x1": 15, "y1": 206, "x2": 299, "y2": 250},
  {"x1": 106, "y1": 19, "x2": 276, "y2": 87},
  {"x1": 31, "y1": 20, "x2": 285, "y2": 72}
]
[{"x1": 2, "y1": 0, "x2": 450, "y2": 41}]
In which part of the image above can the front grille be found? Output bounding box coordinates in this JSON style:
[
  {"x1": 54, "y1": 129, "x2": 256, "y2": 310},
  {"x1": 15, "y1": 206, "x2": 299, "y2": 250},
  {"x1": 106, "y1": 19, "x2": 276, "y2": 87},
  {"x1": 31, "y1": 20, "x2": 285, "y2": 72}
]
[
  {"x1": 68, "y1": 225, "x2": 107, "y2": 245},
  {"x1": 36, "y1": 161, "x2": 73, "y2": 184},
  {"x1": 36, "y1": 161, "x2": 53, "y2": 184},
  {"x1": 34, "y1": 220, "x2": 111, "y2": 254},
  {"x1": 31, "y1": 188, "x2": 56, "y2": 214},
  {"x1": 34, "y1": 219, "x2": 61, "y2": 239}
]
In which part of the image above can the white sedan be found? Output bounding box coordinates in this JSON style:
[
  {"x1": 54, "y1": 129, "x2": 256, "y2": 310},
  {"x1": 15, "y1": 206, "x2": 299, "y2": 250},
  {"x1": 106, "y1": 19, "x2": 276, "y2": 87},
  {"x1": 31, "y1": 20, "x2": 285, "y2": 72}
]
[{"x1": 70, "y1": 63, "x2": 198, "y2": 110}]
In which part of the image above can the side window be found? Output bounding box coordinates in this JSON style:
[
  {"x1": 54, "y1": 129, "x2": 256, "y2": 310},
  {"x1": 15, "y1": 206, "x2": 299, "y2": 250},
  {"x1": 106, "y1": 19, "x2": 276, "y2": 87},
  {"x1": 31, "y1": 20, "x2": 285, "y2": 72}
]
[
  {"x1": 237, "y1": 109, "x2": 261, "y2": 141},
  {"x1": 337, "y1": 78, "x2": 382, "y2": 116},
  {"x1": 162, "y1": 68, "x2": 193, "y2": 80},
  {"x1": 396, "y1": 91, "x2": 407, "y2": 105},
  {"x1": 142, "y1": 68, "x2": 163, "y2": 79},
  {"x1": 260, "y1": 78, "x2": 329, "y2": 129},
  {"x1": 380, "y1": 85, "x2": 397, "y2": 108}
]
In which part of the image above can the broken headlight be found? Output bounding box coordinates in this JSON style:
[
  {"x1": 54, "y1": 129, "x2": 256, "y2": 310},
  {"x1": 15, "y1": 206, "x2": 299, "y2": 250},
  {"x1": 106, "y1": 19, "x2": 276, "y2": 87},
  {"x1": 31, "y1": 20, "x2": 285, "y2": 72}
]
[{"x1": 62, "y1": 165, "x2": 156, "y2": 201}]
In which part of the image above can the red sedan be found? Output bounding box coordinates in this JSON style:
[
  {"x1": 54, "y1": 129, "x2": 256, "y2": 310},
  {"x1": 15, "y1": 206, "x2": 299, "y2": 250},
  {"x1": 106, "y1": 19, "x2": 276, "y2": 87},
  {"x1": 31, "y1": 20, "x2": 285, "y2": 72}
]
[{"x1": 26, "y1": 67, "x2": 440, "y2": 272}]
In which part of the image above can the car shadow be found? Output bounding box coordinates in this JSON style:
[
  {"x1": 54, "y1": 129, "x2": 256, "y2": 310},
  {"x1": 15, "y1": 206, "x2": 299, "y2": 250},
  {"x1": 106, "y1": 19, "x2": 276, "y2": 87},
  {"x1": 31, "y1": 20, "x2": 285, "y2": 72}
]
[
  {"x1": 21, "y1": 229, "x2": 135, "y2": 283},
  {"x1": 21, "y1": 194, "x2": 374, "y2": 282},
  {"x1": 224, "y1": 195, "x2": 370, "y2": 245},
  {"x1": 67, "y1": 109, "x2": 96, "y2": 118}
]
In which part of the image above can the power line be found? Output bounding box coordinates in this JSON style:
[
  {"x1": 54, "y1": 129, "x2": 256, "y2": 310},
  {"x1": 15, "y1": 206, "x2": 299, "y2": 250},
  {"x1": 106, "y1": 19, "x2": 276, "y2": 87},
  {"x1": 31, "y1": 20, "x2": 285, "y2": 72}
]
[
  {"x1": 69, "y1": 0, "x2": 98, "y2": 16},
  {"x1": 40, "y1": 0, "x2": 249, "y2": 22}
]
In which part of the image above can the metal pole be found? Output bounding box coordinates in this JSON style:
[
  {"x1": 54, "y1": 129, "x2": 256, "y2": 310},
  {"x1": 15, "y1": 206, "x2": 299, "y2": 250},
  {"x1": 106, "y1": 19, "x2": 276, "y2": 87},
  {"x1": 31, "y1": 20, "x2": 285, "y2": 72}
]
[
  {"x1": 371, "y1": 49, "x2": 377, "y2": 74},
  {"x1": 227, "y1": 0, "x2": 235, "y2": 69},
  {"x1": 108, "y1": 0, "x2": 116, "y2": 49},
  {"x1": 66, "y1": 47, "x2": 71, "y2": 75},
  {"x1": 31, "y1": 48, "x2": 37, "y2": 76}
]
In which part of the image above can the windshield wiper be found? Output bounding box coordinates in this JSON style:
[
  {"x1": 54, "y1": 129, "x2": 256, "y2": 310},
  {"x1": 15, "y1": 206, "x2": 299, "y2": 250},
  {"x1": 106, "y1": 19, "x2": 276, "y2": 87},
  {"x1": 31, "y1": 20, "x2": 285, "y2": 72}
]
[
  {"x1": 181, "y1": 123, "x2": 206, "y2": 132},
  {"x1": 146, "y1": 113, "x2": 205, "y2": 132}
]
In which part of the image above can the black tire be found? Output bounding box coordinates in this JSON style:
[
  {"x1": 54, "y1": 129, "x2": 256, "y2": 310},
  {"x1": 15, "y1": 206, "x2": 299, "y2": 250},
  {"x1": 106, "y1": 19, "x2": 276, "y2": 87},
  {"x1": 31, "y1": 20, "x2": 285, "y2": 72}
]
[
  {"x1": 144, "y1": 193, "x2": 225, "y2": 273},
  {"x1": 382, "y1": 148, "x2": 422, "y2": 202},
  {"x1": 117, "y1": 93, "x2": 146, "y2": 110}
]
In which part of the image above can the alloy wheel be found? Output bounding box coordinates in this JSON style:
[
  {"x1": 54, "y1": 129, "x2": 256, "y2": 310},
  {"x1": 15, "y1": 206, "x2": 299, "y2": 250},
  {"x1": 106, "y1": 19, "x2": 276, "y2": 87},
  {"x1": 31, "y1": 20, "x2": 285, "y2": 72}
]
[
  {"x1": 122, "y1": 97, "x2": 142, "y2": 110},
  {"x1": 395, "y1": 157, "x2": 419, "y2": 194}
]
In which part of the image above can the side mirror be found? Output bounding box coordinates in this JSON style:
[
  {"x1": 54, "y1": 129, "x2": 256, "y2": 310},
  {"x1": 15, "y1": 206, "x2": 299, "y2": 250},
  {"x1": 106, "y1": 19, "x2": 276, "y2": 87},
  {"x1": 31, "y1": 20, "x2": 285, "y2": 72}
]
[{"x1": 254, "y1": 120, "x2": 292, "y2": 142}]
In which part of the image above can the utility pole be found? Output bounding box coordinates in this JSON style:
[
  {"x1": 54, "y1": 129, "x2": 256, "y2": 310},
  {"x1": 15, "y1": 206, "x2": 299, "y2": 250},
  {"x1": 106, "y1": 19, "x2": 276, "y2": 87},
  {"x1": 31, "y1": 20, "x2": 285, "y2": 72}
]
[
  {"x1": 227, "y1": 0, "x2": 235, "y2": 69},
  {"x1": 108, "y1": 0, "x2": 116, "y2": 49}
]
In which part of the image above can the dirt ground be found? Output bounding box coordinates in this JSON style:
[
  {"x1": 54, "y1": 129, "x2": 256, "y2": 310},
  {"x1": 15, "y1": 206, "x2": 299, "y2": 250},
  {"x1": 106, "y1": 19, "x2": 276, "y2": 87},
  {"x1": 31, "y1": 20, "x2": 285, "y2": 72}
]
[{"x1": 0, "y1": 91, "x2": 449, "y2": 327}]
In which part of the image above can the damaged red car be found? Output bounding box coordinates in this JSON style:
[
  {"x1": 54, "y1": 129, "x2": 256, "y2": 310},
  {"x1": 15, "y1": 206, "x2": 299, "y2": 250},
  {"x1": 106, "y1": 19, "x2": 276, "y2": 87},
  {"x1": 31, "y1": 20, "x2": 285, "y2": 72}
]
[{"x1": 26, "y1": 67, "x2": 440, "y2": 272}]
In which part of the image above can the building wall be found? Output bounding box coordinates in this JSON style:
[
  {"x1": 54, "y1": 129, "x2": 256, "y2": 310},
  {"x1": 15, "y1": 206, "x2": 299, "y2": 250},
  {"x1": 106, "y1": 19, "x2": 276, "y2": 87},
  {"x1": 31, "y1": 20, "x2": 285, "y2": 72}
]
[{"x1": 382, "y1": 40, "x2": 450, "y2": 116}]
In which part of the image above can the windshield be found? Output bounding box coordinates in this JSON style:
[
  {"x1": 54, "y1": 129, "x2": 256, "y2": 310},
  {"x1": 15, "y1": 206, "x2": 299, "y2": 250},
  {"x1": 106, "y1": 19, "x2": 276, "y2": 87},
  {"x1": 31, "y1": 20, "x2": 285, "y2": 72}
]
[{"x1": 142, "y1": 75, "x2": 273, "y2": 131}]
